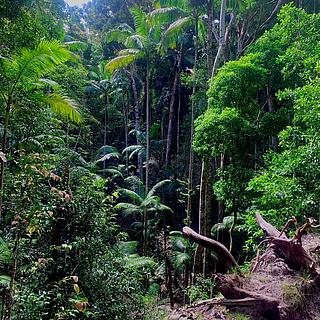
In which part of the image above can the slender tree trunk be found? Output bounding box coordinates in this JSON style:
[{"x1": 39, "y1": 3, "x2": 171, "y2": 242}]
[
  {"x1": 103, "y1": 95, "x2": 109, "y2": 175},
  {"x1": 0, "y1": 102, "x2": 11, "y2": 221},
  {"x1": 143, "y1": 62, "x2": 150, "y2": 255},
  {"x1": 229, "y1": 198, "x2": 237, "y2": 253},
  {"x1": 145, "y1": 63, "x2": 150, "y2": 193},
  {"x1": 198, "y1": 0, "x2": 214, "y2": 276},
  {"x1": 218, "y1": 153, "x2": 225, "y2": 222},
  {"x1": 267, "y1": 86, "x2": 277, "y2": 150},
  {"x1": 211, "y1": 0, "x2": 226, "y2": 78},
  {"x1": 207, "y1": 0, "x2": 214, "y2": 77},
  {"x1": 129, "y1": 69, "x2": 143, "y2": 181},
  {"x1": 123, "y1": 92, "x2": 129, "y2": 176},
  {"x1": 165, "y1": 47, "x2": 183, "y2": 165},
  {"x1": 104, "y1": 95, "x2": 109, "y2": 146},
  {"x1": 186, "y1": 14, "x2": 199, "y2": 224},
  {"x1": 176, "y1": 88, "x2": 181, "y2": 156},
  {"x1": 183, "y1": 261, "x2": 190, "y2": 305},
  {"x1": 4, "y1": 226, "x2": 20, "y2": 320}
]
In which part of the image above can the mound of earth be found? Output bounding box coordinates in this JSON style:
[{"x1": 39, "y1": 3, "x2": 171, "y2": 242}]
[{"x1": 167, "y1": 215, "x2": 320, "y2": 320}]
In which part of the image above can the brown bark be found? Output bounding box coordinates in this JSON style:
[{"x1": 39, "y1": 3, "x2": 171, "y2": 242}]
[
  {"x1": 186, "y1": 14, "x2": 199, "y2": 224},
  {"x1": 182, "y1": 227, "x2": 240, "y2": 273},
  {"x1": 145, "y1": 64, "x2": 150, "y2": 193},
  {"x1": 165, "y1": 48, "x2": 182, "y2": 165},
  {"x1": 0, "y1": 102, "x2": 11, "y2": 221},
  {"x1": 255, "y1": 212, "x2": 287, "y2": 239},
  {"x1": 255, "y1": 213, "x2": 318, "y2": 274},
  {"x1": 129, "y1": 69, "x2": 143, "y2": 181}
]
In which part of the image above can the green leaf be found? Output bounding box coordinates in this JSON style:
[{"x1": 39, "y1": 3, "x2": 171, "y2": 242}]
[
  {"x1": 106, "y1": 54, "x2": 139, "y2": 72},
  {"x1": 45, "y1": 93, "x2": 81, "y2": 123}
]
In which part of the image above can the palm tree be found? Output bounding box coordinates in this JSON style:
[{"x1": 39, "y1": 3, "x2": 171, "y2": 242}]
[
  {"x1": 151, "y1": 0, "x2": 206, "y2": 223},
  {"x1": 105, "y1": 7, "x2": 162, "y2": 194},
  {"x1": 0, "y1": 40, "x2": 81, "y2": 219},
  {"x1": 115, "y1": 179, "x2": 172, "y2": 254}
]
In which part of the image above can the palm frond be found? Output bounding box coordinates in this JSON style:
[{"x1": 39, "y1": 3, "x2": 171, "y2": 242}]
[
  {"x1": 130, "y1": 7, "x2": 150, "y2": 37},
  {"x1": 124, "y1": 254, "x2": 155, "y2": 269},
  {"x1": 0, "y1": 238, "x2": 12, "y2": 266},
  {"x1": 64, "y1": 41, "x2": 88, "y2": 51},
  {"x1": 95, "y1": 152, "x2": 120, "y2": 163},
  {"x1": 173, "y1": 252, "x2": 191, "y2": 270},
  {"x1": 147, "y1": 179, "x2": 172, "y2": 197},
  {"x1": 105, "y1": 54, "x2": 139, "y2": 72},
  {"x1": 125, "y1": 35, "x2": 147, "y2": 50},
  {"x1": 116, "y1": 241, "x2": 139, "y2": 255},
  {"x1": 114, "y1": 203, "x2": 141, "y2": 216},
  {"x1": 117, "y1": 188, "x2": 143, "y2": 204},
  {"x1": 157, "y1": 204, "x2": 173, "y2": 212},
  {"x1": 45, "y1": 93, "x2": 81, "y2": 123},
  {"x1": 150, "y1": 7, "x2": 186, "y2": 25},
  {"x1": 118, "y1": 49, "x2": 141, "y2": 56},
  {"x1": 124, "y1": 176, "x2": 145, "y2": 197},
  {"x1": 142, "y1": 195, "x2": 161, "y2": 207},
  {"x1": 159, "y1": 0, "x2": 189, "y2": 10},
  {"x1": 102, "y1": 168, "x2": 124, "y2": 179},
  {"x1": 105, "y1": 25, "x2": 134, "y2": 45},
  {"x1": 0, "y1": 275, "x2": 11, "y2": 288},
  {"x1": 161, "y1": 16, "x2": 193, "y2": 50},
  {"x1": 6, "y1": 40, "x2": 74, "y2": 84}
]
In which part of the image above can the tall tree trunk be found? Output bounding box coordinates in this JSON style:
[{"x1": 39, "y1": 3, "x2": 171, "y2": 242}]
[
  {"x1": 177, "y1": 88, "x2": 181, "y2": 156},
  {"x1": 145, "y1": 63, "x2": 150, "y2": 193},
  {"x1": 207, "y1": 0, "x2": 214, "y2": 77},
  {"x1": 218, "y1": 153, "x2": 225, "y2": 222},
  {"x1": 143, "y1": 62, "x2": 150, "y2": 255},
  {"x1": 103, "y1": 95, "x2": 109, "y2": 175},
  {"x1": 123, "y1": 92, "x2": 129, "y2": 176},
  {"x1": 165, "y1": 47, "x2": 183, "y2": 165},
  {"x1": 266, "y1": 86, "x2": 277, "y2": 150},
  {"x1": 129, "y1": 69, "x2": 143, "y2": 181},
  {"x1": 186, "y1": 14, "x2": 199, "y2": 224},
  {"x1": 197, "y1": 0, "x2": 214, "y2": 276},
  {"x1": 4, "y1": 226, "x2": 19, "y2": 320},
  {"x1": 0, "y1": 102, "x2": 11, "y2": 221},
  {"x1": 211, "y1": 0, "x2": 226, "y2": 79}
]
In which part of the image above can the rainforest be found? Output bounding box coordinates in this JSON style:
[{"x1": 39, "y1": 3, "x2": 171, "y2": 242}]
[{"x1": 0, "y1": 0, "x2": 320, "y2": 319}]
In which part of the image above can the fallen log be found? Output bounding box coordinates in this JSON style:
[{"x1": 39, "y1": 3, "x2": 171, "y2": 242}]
[
  {"x1": 256, "y1": 212, "x2": 288, "y2": 239},
  {"x1": 182, "y1": 227, "x2": 240, "y2": 272}
]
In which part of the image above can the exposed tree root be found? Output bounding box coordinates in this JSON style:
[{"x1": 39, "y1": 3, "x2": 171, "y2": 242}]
[{"x1": 182, "y1": 226, "x2": 240, "y2": 273}]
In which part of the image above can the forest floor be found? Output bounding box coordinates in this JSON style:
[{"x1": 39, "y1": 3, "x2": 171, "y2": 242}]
[{"x1": 166, "y1": 233, "x2": 320, "y2": 320}]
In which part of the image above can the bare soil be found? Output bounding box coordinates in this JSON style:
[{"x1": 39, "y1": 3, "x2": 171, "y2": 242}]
[{"x1": 167, "y1": 233, "x2": 320, "y2": 320}]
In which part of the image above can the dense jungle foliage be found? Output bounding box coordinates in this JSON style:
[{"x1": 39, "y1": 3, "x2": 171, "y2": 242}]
[{"x1": 0, "y1": 0, "x2": 320, "y2": 319}]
